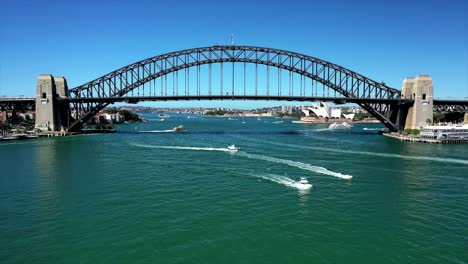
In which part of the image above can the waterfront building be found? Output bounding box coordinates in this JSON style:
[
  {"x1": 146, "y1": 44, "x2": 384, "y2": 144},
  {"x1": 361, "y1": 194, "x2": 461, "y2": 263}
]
[
  {"x1": 105, "y1": 113, "x2": 123, "y2": 124},
  {"x1": 420, "y1": 124, "x2": 468, "y2": 140},
  {"x1": 301, "y1": 102, "x2": 330, "y2": 118},
  {"x1": 301, "y1": 102, "x2": 354, "y2": 121}
]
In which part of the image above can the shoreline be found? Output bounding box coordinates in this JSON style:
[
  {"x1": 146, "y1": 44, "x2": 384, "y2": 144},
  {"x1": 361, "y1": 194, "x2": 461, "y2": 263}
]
[
  {"x1": 0, "y1": 129, "x2": 115, "y2": 142},
  {"x1": 383, "y1": 133, "x2": 468, "y2": 144},
  {"x1": 292, "y1": 120, "x2": 381, "y2": 124},
  {"x1": 203, "y1": 115, "x2": 293, "y2": 118}
]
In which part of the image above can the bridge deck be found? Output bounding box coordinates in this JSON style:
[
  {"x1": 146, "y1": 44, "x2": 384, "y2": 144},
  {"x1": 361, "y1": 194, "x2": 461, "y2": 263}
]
[{"x1": 62, "y1": 96, "x2": 414, "y2": 104}]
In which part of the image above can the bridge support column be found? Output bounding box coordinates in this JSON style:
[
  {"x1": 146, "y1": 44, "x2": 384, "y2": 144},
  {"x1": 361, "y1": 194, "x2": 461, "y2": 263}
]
[
  {"x1": 464, "y1": 112, "x2": 468, "y2": 124},
  {"x1": 54, "y1": 76, "x2": 71, "y2": 130},
  {"x1": 390, "y1": 103, "x2": 410, "y2": 132},
  {"x1": 401, "y1": 75, "x2": 433, "y2": 130},
  {"x1": 34, "y1": 74, "x2": 70, "y2": 131}
]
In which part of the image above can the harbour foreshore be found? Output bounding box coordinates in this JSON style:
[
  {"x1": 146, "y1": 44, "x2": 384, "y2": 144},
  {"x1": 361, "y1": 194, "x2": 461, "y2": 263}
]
[
  {"x1": 0, "y1": 129, "x2": 115, "y2": 142},
  {"x1": 383, "y1": 133, "x2": 468, "y2": 144},
  {"x1": 292, "y1": 119, "x2": 380, "y2": 124}
]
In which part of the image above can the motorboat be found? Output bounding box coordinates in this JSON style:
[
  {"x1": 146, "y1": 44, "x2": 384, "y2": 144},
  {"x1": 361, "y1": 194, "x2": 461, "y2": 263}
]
[
  {"x1": 227, "y1": 145, "x2": 239, "y2": 152},
  {"x1": 173, "y1": 125, "x2": 185, "y2": 132},
  {"x1": 1, "y1": 135, "x2": 19, "y2": 141},
  {"x1": 296, "y1": 177, "x2": 313, "y2": 189},
  {"x1": 159, "y1": 114, "x2": 171, "y2": 118},
  {"x1": 329, "y1": 122, "x2": 352, "y2": 130}
]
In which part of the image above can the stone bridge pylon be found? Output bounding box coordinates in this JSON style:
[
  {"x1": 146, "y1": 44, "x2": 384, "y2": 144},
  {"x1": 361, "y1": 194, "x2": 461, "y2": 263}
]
[
  {"x1": 34, "y1": 74, "x2": 71, "y2": 131},
  {"x1": 400, "y1": 75, "x2": 434, "y2": 129}
]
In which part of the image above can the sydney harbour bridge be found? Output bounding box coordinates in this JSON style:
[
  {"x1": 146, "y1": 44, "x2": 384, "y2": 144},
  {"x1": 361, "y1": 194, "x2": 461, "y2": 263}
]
[{"x1": 1, "y1": 45, "x2": 467, "y2": 132}]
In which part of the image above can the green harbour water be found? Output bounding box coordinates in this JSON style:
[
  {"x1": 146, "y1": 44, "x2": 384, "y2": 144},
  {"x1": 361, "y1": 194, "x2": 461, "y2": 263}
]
[{"x1": 1, "y1": 114, "x2": 467, "y2": 263}]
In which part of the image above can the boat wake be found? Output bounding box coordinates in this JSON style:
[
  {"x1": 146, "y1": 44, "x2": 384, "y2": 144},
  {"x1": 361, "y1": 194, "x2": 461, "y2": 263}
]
[
  {"x1": 297, "y1": 128, "x2": 331, "y2": 132},
  {"x1": 252, "y1": 173, "x2": 311, "y2": 190},
  {"x1": 134, "y1": 144, "x2": 230, "y2": 152},
  {"x1": 133, "y1": 144, "x2": 352, "y2": 179},
  {"x1": 237, "y1": 137, "x2": 468, "y2": 166},
  {"x1": 238, "y1": 152, "x2": 352, "y2": 180},
  {"x1": 363, "y1": 127, "x2": 382, "y2": 131},
  {"x1": 139, "y1": 130, "x2": 175, "y2": 133}
]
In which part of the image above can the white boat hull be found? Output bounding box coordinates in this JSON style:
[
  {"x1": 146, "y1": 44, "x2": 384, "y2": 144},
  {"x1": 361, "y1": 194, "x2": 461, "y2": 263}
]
[{"x1": 291, "y1": 182, "x2": 313, "y2": 190}]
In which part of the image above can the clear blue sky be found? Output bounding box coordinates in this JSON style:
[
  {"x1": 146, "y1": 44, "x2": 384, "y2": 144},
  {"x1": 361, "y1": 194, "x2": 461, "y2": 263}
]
[{"x1": 1, "y1": 0, "x2": 467, "y2": 108}]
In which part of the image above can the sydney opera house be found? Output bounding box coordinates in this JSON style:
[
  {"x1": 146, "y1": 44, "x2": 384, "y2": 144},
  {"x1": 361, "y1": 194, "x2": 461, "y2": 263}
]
[{"x1": 299, "y1": 102, "x2": 355, "y2": 123}]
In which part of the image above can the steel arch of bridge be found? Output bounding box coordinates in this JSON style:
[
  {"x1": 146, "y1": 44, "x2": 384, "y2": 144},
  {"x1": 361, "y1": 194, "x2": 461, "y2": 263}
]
[{"x1": 67, "y1": 45, "x2": 404, "y2": 131}]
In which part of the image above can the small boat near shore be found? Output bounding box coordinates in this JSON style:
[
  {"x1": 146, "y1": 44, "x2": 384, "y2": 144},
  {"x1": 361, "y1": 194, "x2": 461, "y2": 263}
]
[{"x1": 1, "y1": 135, "x2": 19, "y2": 141}]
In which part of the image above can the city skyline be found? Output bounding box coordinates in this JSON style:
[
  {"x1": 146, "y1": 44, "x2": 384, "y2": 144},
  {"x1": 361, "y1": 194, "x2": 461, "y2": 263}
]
[{"x1": 1, "y1": 0, "x2": 467, "y2": 109}]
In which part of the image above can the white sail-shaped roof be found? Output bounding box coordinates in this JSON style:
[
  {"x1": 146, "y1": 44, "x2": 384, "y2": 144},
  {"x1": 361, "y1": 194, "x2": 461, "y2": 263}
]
[
  {"x1": 343, "y1": 113, "x2": 355, "y2": 120},
  {"x1": 331, "y1": 109, "x2": 342, "y2": 118}
]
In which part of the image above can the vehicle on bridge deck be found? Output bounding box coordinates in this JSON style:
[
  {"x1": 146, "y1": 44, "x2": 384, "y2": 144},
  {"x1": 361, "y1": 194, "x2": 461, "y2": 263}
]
[{"x1": 329, "y1": 122, "x2": 352, "y2": 130}]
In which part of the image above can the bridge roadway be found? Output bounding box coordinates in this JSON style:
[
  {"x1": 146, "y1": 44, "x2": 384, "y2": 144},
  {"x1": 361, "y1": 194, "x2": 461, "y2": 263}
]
[
  {"x1": 1, "y1": 96, "x2": 467, "y2": 111},
  {"x1": 0, "y1": 97, "x2": 35, "y2": 111}
]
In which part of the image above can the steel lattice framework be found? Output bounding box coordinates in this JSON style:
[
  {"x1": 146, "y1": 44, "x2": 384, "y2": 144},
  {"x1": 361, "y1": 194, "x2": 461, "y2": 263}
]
[
  {"x1": 433, "y1": 100, "x2": 468, "y2": 112},
  {"x1": 67, "y1": 45, "x2": 405, "y2": 131},
  {"x1": 0, "y1": 98, "x2": 35, "y2": 111}
]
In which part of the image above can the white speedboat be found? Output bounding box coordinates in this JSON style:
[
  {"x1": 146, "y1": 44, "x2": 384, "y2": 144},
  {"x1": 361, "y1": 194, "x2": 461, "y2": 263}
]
[
  {"x1": 227, "y1": 145, "x2": 239, "y2": 152},
  {"x1": 173, "y1": 125, "x2": 185, "y2": 132},
  {"x1": 159, "y1": 114, "x2": 171, "y2": 118},
  {"x1": 329, "y1": 122, "x2": 352, "y2": 130},
  {"x1": 295, "y1": 177, "x2": 312, "y2": 190}
]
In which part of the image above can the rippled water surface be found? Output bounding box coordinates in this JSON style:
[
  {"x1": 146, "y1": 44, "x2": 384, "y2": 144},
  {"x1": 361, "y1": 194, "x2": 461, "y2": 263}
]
[{"x1": 1, "y1": 114, "x2": 467, "y2": 263}]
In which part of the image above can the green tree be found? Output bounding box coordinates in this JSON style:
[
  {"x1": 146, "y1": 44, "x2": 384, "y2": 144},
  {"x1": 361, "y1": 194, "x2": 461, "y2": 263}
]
[{"x1": 118, "y1": 109, "x2": 141, "y2": 122}]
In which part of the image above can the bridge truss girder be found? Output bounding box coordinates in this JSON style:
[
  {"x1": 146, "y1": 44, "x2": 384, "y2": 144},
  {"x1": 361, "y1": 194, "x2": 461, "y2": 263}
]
[
  {"x1": 0, "y1": 99, "x2": 35, "y2": 111},
  {"x1": 433, "y1": 100, "x2": 468, "y2": 112},
  {"x1": 67, "y1": 46, "x2": 403, "y2": 131}
]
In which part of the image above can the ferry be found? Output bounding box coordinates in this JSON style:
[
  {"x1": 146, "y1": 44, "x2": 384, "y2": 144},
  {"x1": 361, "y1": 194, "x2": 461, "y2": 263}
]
[
  {"x1": 159, "y1": 114, "x2": 171, "y2": 119},
  {"x1": 420, "y1": 123, "x2": 468, "y2": 140}
]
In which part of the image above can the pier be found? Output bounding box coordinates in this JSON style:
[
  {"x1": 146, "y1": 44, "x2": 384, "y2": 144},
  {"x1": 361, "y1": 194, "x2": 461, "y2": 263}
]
[{"x1": 383, "y1": 133, "x2": 468, "y2": 144}]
